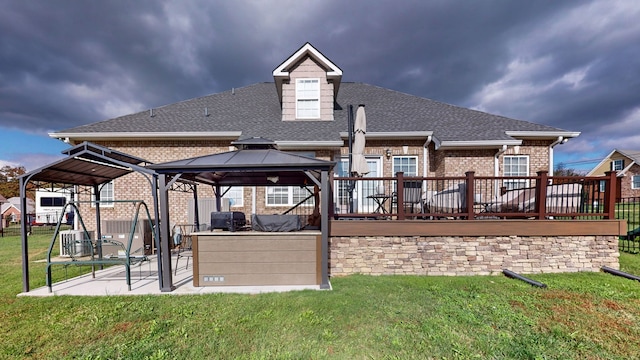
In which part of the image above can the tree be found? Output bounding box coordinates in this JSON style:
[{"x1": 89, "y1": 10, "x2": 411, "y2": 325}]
[
  {"x1": 0, "y1": 165, "x2": 26, "y2": 198},
  {"x1": 554, "y1": 163, "x2": 586, "y2": 177}
]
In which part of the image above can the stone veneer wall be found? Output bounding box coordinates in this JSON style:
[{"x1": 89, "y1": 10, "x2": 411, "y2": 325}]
[{"x1": 329, "y1": 235, "x2": 619, "y2": 276}]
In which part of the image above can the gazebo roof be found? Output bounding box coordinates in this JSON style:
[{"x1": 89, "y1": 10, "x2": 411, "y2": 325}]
[
  {"x1": 20, "y1": 142, "x2": 154, "y2": 186},
  {"x1": 148, "y1": 147, "x2": 335, "y2": 186}
]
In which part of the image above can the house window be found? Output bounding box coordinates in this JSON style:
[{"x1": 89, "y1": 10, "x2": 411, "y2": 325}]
[
  {"x1": 296, "y1": 78, "x2": 320, "y2": 119},
  {"x1": 92, "y1": 181, "x2": 114, "y2": 207},
  {"x1": 612, "y1": 159, "x2": 624, "y2": 171},
  {"x1": 633, "y1": 176, "x2": 640, "y2": 190},
  {"x1": 266, "y1": 186, "x2": 314, "y2": 206},
  {"x1": 599, "y1": 180, "x2": 606, "y2": 192},
  {"x1": 222, "y1": 186, "x2": 243, "y2": 207},
  {"x1": 265, "y1": 151, "x2": 317, "y2": 206},
  {"x1": 503, "y1": 156, "x2": 529, "y2": 190},
  {"x1": 393, "y1": 156, "x2": 418, "y2": 176}
]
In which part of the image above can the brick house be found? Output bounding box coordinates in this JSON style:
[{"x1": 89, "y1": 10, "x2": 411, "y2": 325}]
[
  {"x1": 588, "y1": 149, "x2": 640, "y2": 199},
  {"x1": 49, "y1": 42, "x2": 580, "y2": 226}
]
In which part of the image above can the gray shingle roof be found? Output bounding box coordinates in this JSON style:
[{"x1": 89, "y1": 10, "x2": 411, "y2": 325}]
[
  {"x1": 55, "y1": 82, "x2": 569, "y2": 142},
  {"x1": 617, "y1": 149, "x2": 640, "y2": 164}
]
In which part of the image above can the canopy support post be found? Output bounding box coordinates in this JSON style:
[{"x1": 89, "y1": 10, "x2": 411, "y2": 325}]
[
  {"x1": 159, "y1": 174, "x2": 175, "y2": 292},
  {"x1": 320, "y1": 169, "x2": 330, "y2": 289}
]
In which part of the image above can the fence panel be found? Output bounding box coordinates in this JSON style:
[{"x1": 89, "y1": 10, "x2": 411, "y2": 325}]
[{"x1": 617, "y1": 197, "x2": 640, "y2": 254}]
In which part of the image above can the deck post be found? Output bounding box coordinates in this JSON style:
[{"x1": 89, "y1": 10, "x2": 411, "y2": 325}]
[
  {"x1": 536, "y1": 171, "x2": 549, "y2": 219},
  {"x1": 603, "y1": 171, "x2": 617, "y2": 219},
  {"x1": 396, "y1": 172, "x2": 405, "y2": 220},
  {"x1": 465, "y1": 171, "x2": 475, "y2": 220}
]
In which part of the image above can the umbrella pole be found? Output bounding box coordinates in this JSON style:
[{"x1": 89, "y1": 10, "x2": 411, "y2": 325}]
[{"x1": 347, "y1": 105, "x2": 355, "y2": 213}]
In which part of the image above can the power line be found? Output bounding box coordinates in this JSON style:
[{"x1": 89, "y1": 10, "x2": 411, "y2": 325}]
[{"x1": 557, "y1": 158, "x2": 602, "y2": 166}]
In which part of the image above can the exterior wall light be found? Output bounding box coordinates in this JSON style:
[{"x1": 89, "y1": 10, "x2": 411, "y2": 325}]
[{"x1": 385, "y1": 149, "x2": 392, "y2": 159}]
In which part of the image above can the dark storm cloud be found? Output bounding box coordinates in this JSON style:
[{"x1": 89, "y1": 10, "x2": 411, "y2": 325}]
[{"x1": 1, "y1": 0, "x2": 639, "y2": 166}]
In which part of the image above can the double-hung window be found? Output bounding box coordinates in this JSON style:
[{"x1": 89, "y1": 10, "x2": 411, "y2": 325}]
[
  {"x1": 266, "y1": 152, "x2": 315, "y2": 206},
  {"x1": 296, "y1": 78, "x2": 320, "y2": 119},
  {"x1": 92, "y1": 181, "x2": 114, "y2": 207},
  {"x1": 503, "y1": 156, "x2": 529, "y2": 190},
  {"x1": 392, "y1": 156, "x2": 418, "y2": 176},
  {"x1": 266, "y1": 186, "x2": 313, "y2": 207},
  {"x1": 222, "y1": 186, "x2": 243, "y2": 207},
  {"x1": 633, "y1": 176, "x2": 640, "y2": 190},
  {"x1": 612, "y1": 159, "x2": 624, "y2": 171}
]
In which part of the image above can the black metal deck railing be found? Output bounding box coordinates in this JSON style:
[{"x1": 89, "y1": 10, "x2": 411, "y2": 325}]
[{"x1": 331, "y1": 170, "x2": 618, "y2": 221}]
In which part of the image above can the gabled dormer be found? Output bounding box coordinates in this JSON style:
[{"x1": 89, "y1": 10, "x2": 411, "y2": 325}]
[{"x1": 272, "y1": 42, "x2": 342, "y2": 121}]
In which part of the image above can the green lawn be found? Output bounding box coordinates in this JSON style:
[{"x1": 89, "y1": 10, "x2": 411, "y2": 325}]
[{"x1": 1, "y1": 234, "x2": 640, "y2": 359}]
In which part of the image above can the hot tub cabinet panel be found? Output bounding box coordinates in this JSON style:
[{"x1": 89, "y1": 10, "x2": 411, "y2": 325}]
[{"x1": 192, "y1": 232, "x2": 321, "y2": 287}]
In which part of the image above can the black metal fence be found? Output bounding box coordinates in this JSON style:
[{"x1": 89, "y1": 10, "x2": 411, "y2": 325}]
[
  {"x1": 617, "y1": 196, "x2": 640, "y2": 254},
  {"x1": 0, "y1": 224, "x2": 72, "y2": 237}
]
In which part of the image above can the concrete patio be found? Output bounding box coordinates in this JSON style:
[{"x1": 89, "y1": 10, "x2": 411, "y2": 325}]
[{"x1": 19, "y1": 255, "x2": 327, "y2": 297}]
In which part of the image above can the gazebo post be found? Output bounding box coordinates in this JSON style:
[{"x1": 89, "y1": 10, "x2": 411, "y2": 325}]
[
  {"x1": 320, "y1": 169, "x2": 330, "y2": 289},
  {"x1": 193, "y1": 184, "x2": 200, "y2": 230},
  {"x1": 94, "y1": 184, "x2": 103, "y2": 270},
  {"x1": 158, "y1": 174, "x2": 175, "y2": 292},
  {"x1": 151, "y1": 174, "x2": 164, "y2": 290},
  {"x1": 20, "y1": 176, "x2": 30, "y2": 293}
]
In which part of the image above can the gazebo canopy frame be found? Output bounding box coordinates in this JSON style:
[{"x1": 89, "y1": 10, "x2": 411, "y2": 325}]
[
  {"x1": 18, "y1": 142, "x2": 161, "y2": 293},
  {"x1": 149, "y1": 137, "x2": 336, "y2": 291}
]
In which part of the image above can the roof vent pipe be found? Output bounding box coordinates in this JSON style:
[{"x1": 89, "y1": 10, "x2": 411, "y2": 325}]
[
  {"x1": 205, "y1": 107, "x2": 209, "y2": 117},
  {"x1": 232, "y1": 87, "x2": 235, "y2": 95},
  {"x1": 149, "y1": 108, "x2": 154, "y2": 117}
]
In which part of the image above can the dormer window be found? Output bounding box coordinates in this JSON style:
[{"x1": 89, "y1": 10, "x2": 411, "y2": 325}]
[{"x1": 296, "y1": 78, "x2": 320, "y2": 119}]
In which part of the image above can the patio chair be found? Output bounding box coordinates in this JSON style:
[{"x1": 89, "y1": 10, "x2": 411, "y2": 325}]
[
  {"x1": 392, "y1": 180, "x2": 424, "y2": 215},
  {"x1": 545, "y1": 183, "x2": 583, "y2": 214},
  {"x1": 173, "y1": 224, "x2": 193, "y2": 275},
  {"x1": 426, "y1": 183, "x2": 466, "y2": 214},
  {"x1": 484, "y1": 187, "x2": 537, "y2": 214}
]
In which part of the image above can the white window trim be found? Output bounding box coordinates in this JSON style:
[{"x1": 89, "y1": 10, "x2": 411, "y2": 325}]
[
  {"x1": 295, "y1": 78, "x2": 320, "y2": 119},
  {"x1": 503, "y1": 155, "x2": 530, "y2": 190},
  {"x1": 265, "y1": 186, "x2": 314, "y2": 207},
  {"x1": 91, "y1": 181, "x2": 115, "y2": 208},
  {"x1": 392, "y1": 155, "x2": 419, "y2": 176},
  {"x1": 222, "y1": 186, "x2": 244, "y2": 207},
  {"x1": 612, "y1": 159, "x2": 624, "y2": 171}
]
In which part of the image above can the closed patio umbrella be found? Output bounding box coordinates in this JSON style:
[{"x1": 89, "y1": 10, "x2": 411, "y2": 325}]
[{"x1": 351, "y1": 105, "x2": 369, "y2": 176}]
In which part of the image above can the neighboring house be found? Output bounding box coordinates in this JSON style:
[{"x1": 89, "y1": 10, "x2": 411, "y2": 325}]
[
  {"x1": 1, "y1": 197, "x2": 35, "y2": 226},
  {"x1": 49, "y1": 42, "x2": 580, "y2": 226},
  {"x1": 1, "y1": 202, "x2": 19, "y2": 226},
  {"x1": 0, "y1": 196, "x2": 35, "y2": 224},
  {"x1": 588, "y1": 149, "x2": 640, "y2": 199},
  {"x1": 0, "y1": 194, "x2": 5, "y2": 229}
]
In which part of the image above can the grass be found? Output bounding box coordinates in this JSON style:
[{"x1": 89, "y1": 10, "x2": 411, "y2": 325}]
[{"x1": 1, "y1": 234, "x2": 640, "y2": 359}]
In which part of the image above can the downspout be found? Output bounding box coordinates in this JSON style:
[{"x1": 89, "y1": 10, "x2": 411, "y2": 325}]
[
  {"x1": 423, "y1": 136, "x2": 432, "y2": 191},
  {"x1": 494, "y1": 145, "x2": 507, "y2": 177},
  {"x1": 494, "y1": 145, "x2": 508, "y2": 197},
  {"x1": 548, "y1": 136, "x2": 566, "y2": 176}
]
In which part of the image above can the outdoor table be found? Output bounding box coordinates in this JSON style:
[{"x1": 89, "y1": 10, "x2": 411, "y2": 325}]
[{"x1": 367, "y1": 194, "x2": 391, "y2": 214}]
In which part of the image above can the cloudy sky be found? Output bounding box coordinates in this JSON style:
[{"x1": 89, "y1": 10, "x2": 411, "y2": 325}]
[{"x1": 1, "y1": 0, "x2": 639, "y2": 171}]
